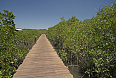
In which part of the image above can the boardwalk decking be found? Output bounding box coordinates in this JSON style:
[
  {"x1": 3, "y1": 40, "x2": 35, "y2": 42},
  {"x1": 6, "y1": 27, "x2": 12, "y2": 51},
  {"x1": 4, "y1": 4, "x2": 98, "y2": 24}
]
[{"x1": 13, "y1": 34, "x2": 73, "y2": 78}]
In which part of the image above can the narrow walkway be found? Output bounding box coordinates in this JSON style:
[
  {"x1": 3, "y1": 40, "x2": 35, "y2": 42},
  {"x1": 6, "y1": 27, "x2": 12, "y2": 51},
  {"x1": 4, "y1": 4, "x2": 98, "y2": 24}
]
[{"x1": 13, "y1": 34, "x2": 73, "y2": 78}]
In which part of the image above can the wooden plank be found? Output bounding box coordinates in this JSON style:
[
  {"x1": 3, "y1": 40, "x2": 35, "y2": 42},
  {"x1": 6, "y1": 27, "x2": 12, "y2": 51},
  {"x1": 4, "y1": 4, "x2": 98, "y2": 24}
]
[{"x1": 13, "y1": 34, "x2": 73, "y2": 78}]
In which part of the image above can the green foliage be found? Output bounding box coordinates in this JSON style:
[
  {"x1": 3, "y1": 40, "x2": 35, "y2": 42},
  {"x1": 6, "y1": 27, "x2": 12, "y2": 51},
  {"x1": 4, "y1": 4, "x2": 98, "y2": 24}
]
[
  {"x1": 0, "y1": 10, "x2": 46, "y2": 78},
  {"x1": 47, "y1": 1, "x2": 116, "y2": 78}
]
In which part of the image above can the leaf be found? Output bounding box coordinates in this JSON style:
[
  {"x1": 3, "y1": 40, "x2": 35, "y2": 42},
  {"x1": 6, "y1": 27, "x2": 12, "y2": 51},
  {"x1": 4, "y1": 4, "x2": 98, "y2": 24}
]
[
  {"x1": 11, "y1": 61, "x2": 14, "y2": 64},
  {"x1": 0, "y1": 71, "x2": 2, "y2": 75}
]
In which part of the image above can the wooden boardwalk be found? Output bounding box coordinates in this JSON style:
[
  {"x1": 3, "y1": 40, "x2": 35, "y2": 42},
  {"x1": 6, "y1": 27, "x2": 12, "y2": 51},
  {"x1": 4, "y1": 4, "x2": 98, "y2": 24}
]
[{"x1": 13, "y1": 34, "x2": 73, "y2": 78}]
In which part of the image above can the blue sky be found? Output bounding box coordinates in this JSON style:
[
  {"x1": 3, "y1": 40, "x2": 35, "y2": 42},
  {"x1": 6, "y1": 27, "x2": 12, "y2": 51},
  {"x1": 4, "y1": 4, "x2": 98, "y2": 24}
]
[{"x1": 0, "y1": 0, "x2": 115, "y2": 29}]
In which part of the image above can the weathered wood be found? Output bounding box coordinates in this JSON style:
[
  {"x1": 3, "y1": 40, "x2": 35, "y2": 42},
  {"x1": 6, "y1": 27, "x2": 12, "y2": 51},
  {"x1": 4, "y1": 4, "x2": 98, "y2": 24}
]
[{"x1": 13, "y1": 34, "x2": 73, "y2": 78}]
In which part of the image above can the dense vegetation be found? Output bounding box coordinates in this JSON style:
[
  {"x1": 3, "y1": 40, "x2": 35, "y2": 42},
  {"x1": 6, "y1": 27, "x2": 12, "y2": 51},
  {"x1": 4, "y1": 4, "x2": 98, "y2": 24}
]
[
  {"x1": 47, "y1": 1, "x2": 116, "y2": 78},
  {"x1": 0, "y1": 10, "x2": 46, "y2": 78},
  {"x1": 1, "y1": 1, "x2": 116, "y2": 78}
]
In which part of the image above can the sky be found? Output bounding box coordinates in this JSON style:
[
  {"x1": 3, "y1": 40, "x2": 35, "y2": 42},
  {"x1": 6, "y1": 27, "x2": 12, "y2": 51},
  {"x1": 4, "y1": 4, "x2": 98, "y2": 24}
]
[{"x1": 0, "y1": 0, "x2": 115, "y2": 30}]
